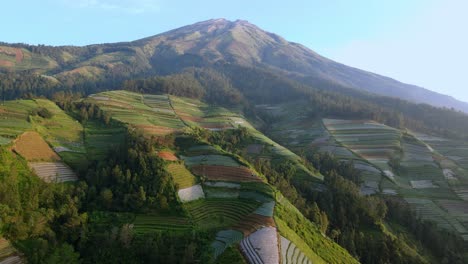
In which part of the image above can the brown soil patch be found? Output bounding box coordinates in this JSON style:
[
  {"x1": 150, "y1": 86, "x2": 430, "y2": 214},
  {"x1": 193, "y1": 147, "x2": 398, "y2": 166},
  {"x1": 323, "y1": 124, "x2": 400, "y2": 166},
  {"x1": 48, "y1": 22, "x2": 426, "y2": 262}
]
[
  {"x1": 134, "y1": 125, "x2": 178, "y2": 136},
  {"x1": 101, "y1": 100, "x2": 133, "y2": 109},
  {"x1": 178, "y1": 114, "x2": 203, "y2": 122},
  {"x1": 191, "y1": 165, "x2": 262, "y2": 182},
  {"x1": 233, "y1": 213, "x2": 276, "y2": 236},
  {"x1": 158, "y1": 151, "x2": 178, "y2": 161},
  {"x1": 15, "y1": 48, "x2": 23, "y2": 63},
  {"x1": 0, "y1": 60, "x2": 14, "y2": 67},
  {"x1": 13, "y1": 132, "x2": 60, "y2": 161}
]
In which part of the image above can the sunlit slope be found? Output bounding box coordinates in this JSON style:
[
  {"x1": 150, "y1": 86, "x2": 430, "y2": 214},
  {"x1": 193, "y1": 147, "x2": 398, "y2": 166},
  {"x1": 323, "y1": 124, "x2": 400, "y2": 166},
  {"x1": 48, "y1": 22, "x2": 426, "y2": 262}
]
[{"x1": 84, "y1": 90, "x2": 355, "y2": 263}]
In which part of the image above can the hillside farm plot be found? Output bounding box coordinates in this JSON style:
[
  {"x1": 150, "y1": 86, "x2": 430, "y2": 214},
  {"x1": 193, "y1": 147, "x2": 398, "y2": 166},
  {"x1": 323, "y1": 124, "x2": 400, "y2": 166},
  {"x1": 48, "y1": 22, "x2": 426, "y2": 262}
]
[
  {"x1": 233, "y1": 213, "x2": 276, "y2": 236},
  {"x1": 211, "y1": 229, "x2": 244, "y2": 259},
  {"x1": 191, "y1": 165, "x2": 262, "y2": 182},
  {"x1": 133, "y1": 215, "x2": 192, "y2": 234},
  {"x1": 84, "y1": 120, "x2": 125, "y2": 160},
  {"x1": 32, "y1": 99, "x2": 85, "y2": 153},
  {"x1": 184, "y1": 145, "x2": 221, "y2": 156},
  {"x1": 280, "y1": 236, "x2": 313, "y2": 264},
  {"x1": 29, "y1": 162, "x2": 77, "y2": 182},
  {"x1": 410, "y1": 180, "x2": 437, "y2": 189},
  {"x1": 13, "y1": 131, "x2": 60, "y2": 161},
  {"x1": 157, "y1": 150, "x2": 178, "y2": 161},
  {"x1": 203, "y1": 186, "x2": 240, "y2": 199},
  {"x1": 323, "y1": 119, "x2": 401, "y2": 166},
  {"x1": 170, "y1": 96, "x2": 249, "y2": 130},
  {"x1": 240, "y1": 227, "x2": 279, "y2": 264},
  {"x1": 0, "y1": 100, "x2": 36, "y2": 144},
  {"x1": 177, "y1": 184, "x2": 205, "y2": 202},
  {"x1": 87, "y1": 91, "x2": 186, "y2": 136},
  {"x1": 181, "y1": 154, "x2": 240, "y2": 167},
  {"x1": 185, "y1": 199, "x2": 260, "y2": 229},
  {"x1": 167, "y1": 163, "x2": 197, "y2": 189},
  {"x1": 253, "y1": 201, "x2": 275, "y2": 217},
  {"x1": 405, "y1": 198, "x2": 468, "y2": 239}
]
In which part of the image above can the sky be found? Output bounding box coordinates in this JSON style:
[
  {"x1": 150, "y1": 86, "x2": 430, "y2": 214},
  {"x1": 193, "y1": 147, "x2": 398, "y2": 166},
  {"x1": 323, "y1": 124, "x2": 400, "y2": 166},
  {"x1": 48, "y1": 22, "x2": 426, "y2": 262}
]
[{"x1": 1, "y1": 0, "x2": 467, "y2": 102}]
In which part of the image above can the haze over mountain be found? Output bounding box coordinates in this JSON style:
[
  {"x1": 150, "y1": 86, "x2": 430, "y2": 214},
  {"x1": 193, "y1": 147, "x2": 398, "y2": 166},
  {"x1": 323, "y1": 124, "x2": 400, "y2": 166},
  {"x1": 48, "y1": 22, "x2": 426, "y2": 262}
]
[{"x1": 1, "y1": 18, "x2": 467, "y2": 112}]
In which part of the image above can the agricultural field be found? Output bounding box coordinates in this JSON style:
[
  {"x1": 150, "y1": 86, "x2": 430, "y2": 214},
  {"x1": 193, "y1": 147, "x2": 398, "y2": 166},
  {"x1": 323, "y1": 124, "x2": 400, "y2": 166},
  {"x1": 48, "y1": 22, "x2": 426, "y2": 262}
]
[
  {"x1": 240, "y1": 227, "x2": 279, "y2": 264},
  {"x1": 170, "y1": 96, "x2": 247, "y2": 130},
  {"x1": 405, "y1": 198, "x2": 468, "y2": 241},
  {"x1": 31, "y1": 99, "x2": 85, "y2": 153},
  {"x1": 133, "y1": 215, "x2": 192, "y2": 234},
  {"x1": 185, "y1": 199, "x2": 260, "y2": 229},
  {"x1": 280, "y1": 236, "x2": 313, "y2": 264},
  {"x1": 167, "y1": 163, "x2": 198, "y2": 189},
  {"x1": 0, "y1": 100, "x2": 36, "y2": 145},
  {"x1": 0, "y1": 98, "x2": 86, "y2": 169},
  {"x1": 191, "y1": 165, "x2": 262, "y2": 182},
  {"x1": 10, "y1": 131, "x2": 77, "y2": 183},
  {"x1": 177, "y1": 184, "x2": 205, "y2": 202},
  {"x1": 84, "y1": 120, "x2": 125, "y2": 161},
  {"x1": 323, "y1": 118, "x2": 402, "y2": 171},
  {"x1": 157, "y1": 150, "x2": 178, "y2": 161},
  {"x1": 86, "y1": 91, "x2": 186, "y2": 136},
  {"x1": 29, "y1": 162, "x2": 77, "y2": 183},
  {"x1": 232, "y1": 212, "x2": 276, "y2": 236},
  {"x1": 0, "y1": 45, "x2": 57, "y2": 72},
  {"x1": 181, "y1": 154, "x2": 241, "y2": 167},
  {"x1": 211, "y1": 230, "x2": 244, "y2": 258},
  {"x1": 13, "y1": 132, "x2": 60, "y2": 161}
]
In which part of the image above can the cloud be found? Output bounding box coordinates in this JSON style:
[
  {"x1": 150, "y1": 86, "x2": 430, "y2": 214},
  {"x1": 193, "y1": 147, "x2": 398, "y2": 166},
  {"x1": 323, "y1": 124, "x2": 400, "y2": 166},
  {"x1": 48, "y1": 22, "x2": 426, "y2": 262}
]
[{"x1": 60, "y1": 0, "x2": 161, "y2": 14}]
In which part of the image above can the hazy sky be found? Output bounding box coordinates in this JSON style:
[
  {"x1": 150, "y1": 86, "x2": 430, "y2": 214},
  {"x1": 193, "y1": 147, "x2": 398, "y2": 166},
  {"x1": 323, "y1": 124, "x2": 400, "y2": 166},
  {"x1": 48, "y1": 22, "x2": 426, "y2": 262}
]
[{"x1": 2, "y1": 0, "x2": 467, "y2": 102}]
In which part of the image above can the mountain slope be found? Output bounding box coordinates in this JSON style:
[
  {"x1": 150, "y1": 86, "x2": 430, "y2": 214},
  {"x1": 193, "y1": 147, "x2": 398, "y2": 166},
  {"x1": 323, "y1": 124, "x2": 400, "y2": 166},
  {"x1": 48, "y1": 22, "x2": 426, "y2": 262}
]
[{"x1": 0, "y1": 18, "x2": 466, "y2": 112}]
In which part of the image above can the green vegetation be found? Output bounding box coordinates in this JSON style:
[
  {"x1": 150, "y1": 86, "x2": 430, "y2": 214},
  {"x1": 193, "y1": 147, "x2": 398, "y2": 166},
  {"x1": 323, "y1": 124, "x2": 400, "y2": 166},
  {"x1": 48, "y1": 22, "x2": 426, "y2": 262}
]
[
  {"x1": 275, "y1": 196, "x2": 356, "y2": 264},
  {"x1": 185, "y1": 199, "x2": 260, "y2": 229},
  {"x1": 167, "y1": 163, "x2": 198, "y2": 189},
  {"x1": 133, "y1": 215, "x2": 193, "y2": 234}
]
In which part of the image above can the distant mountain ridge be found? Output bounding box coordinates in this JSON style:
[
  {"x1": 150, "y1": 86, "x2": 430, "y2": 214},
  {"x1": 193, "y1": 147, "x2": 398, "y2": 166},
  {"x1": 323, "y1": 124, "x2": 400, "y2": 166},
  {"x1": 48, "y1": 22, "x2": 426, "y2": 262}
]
[{"x1": 0, "y1": 18, "x2": 467, "y2": 112}]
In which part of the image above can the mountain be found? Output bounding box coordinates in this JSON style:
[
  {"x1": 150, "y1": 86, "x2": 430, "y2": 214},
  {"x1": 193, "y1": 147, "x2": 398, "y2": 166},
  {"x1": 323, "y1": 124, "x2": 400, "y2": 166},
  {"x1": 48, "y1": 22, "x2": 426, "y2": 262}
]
[{"x1": 0, "y1": 18, "x2": 467, "y2": 112}]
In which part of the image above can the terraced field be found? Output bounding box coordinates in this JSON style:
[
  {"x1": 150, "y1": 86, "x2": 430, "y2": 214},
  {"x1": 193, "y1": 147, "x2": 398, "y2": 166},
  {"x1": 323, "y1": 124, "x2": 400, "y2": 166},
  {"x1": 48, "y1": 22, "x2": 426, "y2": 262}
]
[
  {"x1": 191, "y1": 165, "x2": 261, "y2": 182},
  {"x1": 167, "y1": 163, "x2": 197, "y2": 189},
  {"x1": 211, "y1": 230, "x2": 244, "y2": 258},
  {"x1": 181, "y1": 154, "x2": 241, "y2": 167},
  {"x1": 233, "y1": 213, "x2": 276, "y2": 236},
  {"x1": 405, "y1": 198, "x2": 468, "y2": 240},
  {"x1": 185, "y1": 199, "x2": 260, "y2": 229},
  {"x1": 84, "y1": 120, "x2": 125, "y2": 161},
  {"x1": 323, "y1": 118, "x2": 402, "y2": 171},
  {"x1": 0, "y1": 100, "x2": 37, "y2": 145},
  {"x1": 87, "y1": 91, "x2": 186, "y2": 136},
  {"x1": 240, "y1": 227, "x2": 279, "y2": 264},
  {"x1": 29, "y1": 162, "x2": 77, "y2": 182},
  {"x1": 133, "y1": 215, "x2": 192, "y2": 234},
  {"x1": 32, "y1": 99, "x2": 85, "y2": 153},
  {"x1": 171, "y1": 96, "x2": 244, "y2": 130},
  {"x1": 280, "y1": 236, "x2": 312, "y2": 264}
]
